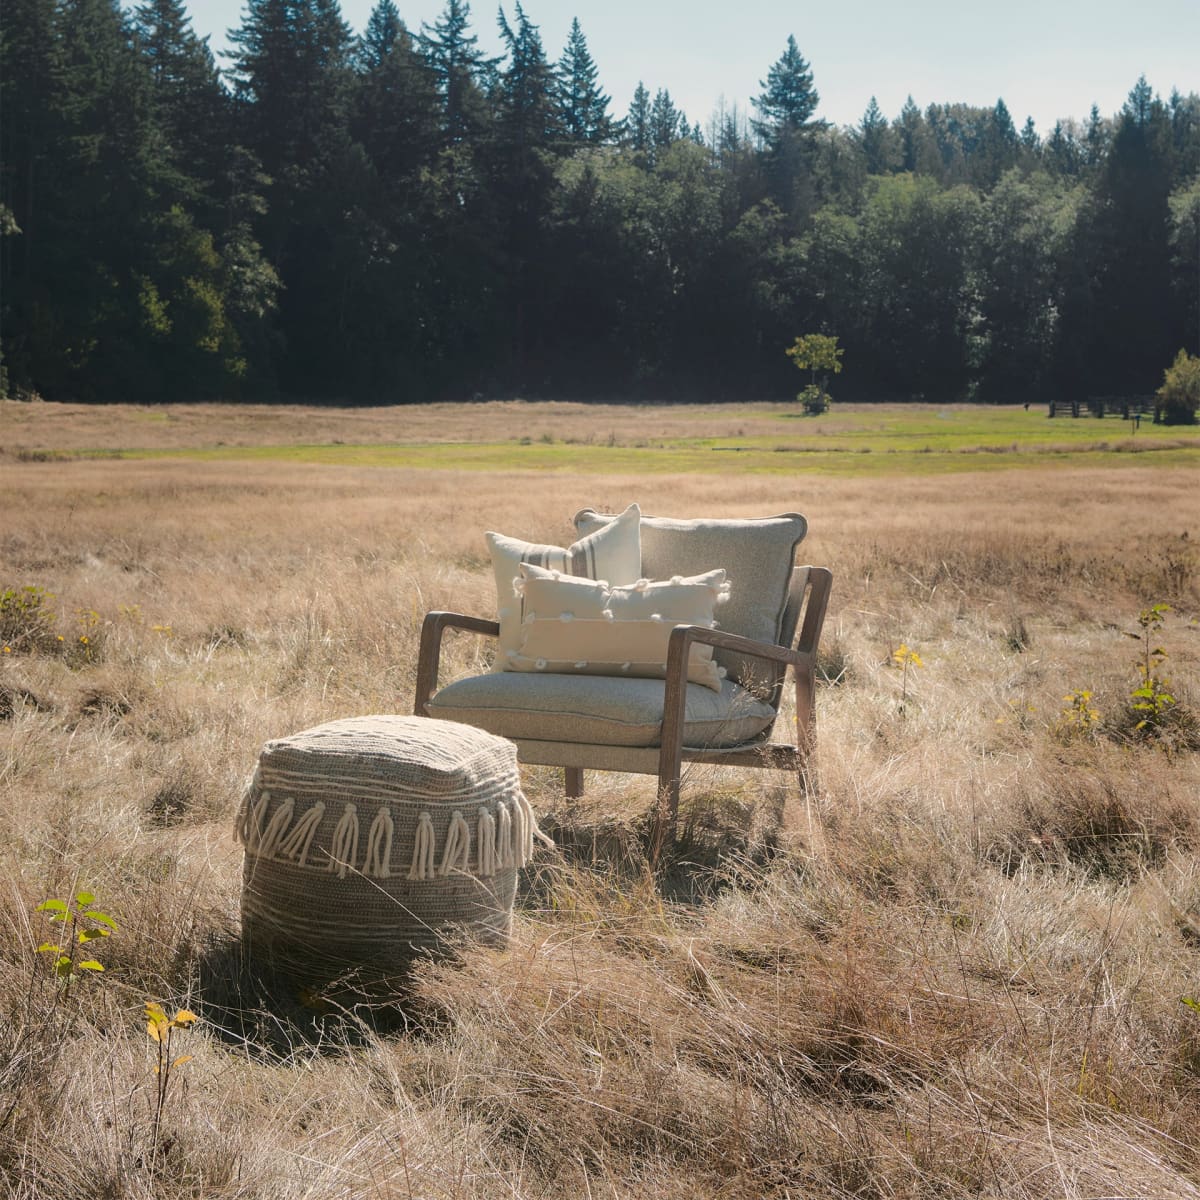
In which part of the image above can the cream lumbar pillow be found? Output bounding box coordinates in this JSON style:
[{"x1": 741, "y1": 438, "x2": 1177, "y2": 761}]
[
  {"x1": 484, "y1": 503, "x2": 642, "y2": 671},
  {"x1": 507, "y1": 563, "x2": 730, "y2": 691}
]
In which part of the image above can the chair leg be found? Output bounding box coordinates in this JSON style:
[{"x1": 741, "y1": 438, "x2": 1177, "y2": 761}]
[
  {"x1": 649, "y1": 775, "x2": 680, "y2": 867},
  {"x1": 564, "y1": 767, "x2": 584, "y2": 800}
]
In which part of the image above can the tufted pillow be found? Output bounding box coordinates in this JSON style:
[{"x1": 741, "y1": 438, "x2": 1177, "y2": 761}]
[
  {"x1": 504, "y1": 563, "x2": 729, "y2": 691},
  {"x1": 485, "y1": 503, "x2": 641, "y2": 671},
  {"x1": 573, "y1": 508, "x2": 807, "y2": 693}
]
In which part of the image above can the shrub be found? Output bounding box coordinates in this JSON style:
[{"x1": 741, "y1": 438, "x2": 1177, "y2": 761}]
[
  {"x1": 0, "y1": 586, "x2": 59, "y2": 654},
  {"x1": 798, "y1": 384, "x2": 832, "y2": 414},
  {"x1": 1156, "y1": 349, "x2": 1200, "y2": 424}
]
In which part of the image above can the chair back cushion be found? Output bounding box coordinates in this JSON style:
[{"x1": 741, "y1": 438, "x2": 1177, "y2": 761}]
[{"x1": 574, "y1": 510, "x2": 807, "y2": 694}]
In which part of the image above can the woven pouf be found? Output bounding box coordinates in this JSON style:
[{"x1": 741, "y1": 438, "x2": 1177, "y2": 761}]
[{"x1": 235, "y1": 715, "x2": 545, "y2": 976}]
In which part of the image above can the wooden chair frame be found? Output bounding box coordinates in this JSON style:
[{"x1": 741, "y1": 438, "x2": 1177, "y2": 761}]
[{"x1": 414, "y1": 566, "x2": 832, "y2": 856}]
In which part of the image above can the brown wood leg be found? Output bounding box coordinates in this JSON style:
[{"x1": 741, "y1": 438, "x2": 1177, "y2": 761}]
[
  {"x1": 565, "y1": 767, "x2": 584, "y2": 799},
  {"x1": 649, "y1": 775, "x2": 680, "y2": 867}
]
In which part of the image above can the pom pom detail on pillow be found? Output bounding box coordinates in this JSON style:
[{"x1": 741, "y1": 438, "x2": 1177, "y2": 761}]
[
  {"x1": 484, "y1": 503, "x2": 641, "y2": 671},
  {"x1": 507, "y1": 563, "x2": 730, "y2": 691}
]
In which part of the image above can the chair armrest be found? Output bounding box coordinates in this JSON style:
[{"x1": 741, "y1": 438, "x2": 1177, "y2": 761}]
[
  {"x1": 414, "y1": 611, "x2": 500, "y2": 716},
  {"x1": 668, "y1": 623, "x2": 811, "y2": 670},
  {"x1": 795, "y1": 567, "x2": 832, "y2": 656}
]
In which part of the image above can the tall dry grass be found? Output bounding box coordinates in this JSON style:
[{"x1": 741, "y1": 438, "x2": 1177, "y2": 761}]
[{"x1": 1, "y1": 410, "x2": 1198, "y2": 1198}]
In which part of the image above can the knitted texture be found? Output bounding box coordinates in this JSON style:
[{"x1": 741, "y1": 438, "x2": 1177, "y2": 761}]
[{"x1": 236, "y1": 716, "x2": 545, "y2": 974}]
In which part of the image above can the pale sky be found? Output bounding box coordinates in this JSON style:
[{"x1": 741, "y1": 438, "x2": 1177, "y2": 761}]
[{"x1": 189, "y1": 0, "x2": 1199, "y2": 135}]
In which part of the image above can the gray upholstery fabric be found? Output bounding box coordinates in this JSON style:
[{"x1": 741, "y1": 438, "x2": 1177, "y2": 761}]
[
  {"x1": 573, "y1": 510, "x2": 807, "y2": 691},
  {"x1": 428, "y1": 671, "x2": 776, "y2": 749}
]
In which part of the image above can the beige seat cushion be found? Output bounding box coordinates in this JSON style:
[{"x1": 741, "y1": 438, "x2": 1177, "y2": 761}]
[
  {"x1": 486, "y1": 502, "x2": 642, "y2": 671},
  {"x1": 573, "y1": 509, "x2": 807, "y2": 691},
  {"x1": 506, "y1": 563, "x2": 729, "y2": 691},
  {"x1": 428, "y1": 672, "x2": 777, "y2": 750}
]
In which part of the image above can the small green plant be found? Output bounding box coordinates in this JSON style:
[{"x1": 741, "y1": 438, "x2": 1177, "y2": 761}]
[
  {"x1": 35, "y1": 890, "x2": 117, "y2": 998},
  {"x1": 145, "y1": 1002, "x2": 199, "y2": 1158},
  {"x1": 797, "y1": 383, "x2": 832, "y2": 414},
  {"x1": 1127, "y1": 604, "x2": 1176, "y2": 737},
  {"x1": 0, "y1": 585, "x2": 59, "y2": 654},
  {"x1": 1055, "y1": 689, "x2": 1101, "y2": 739},
  {"x1": 69, "y1": 607, "x2": 103, "y2": 665},
  {"x1": 891, "y1": 643, "x2": 924, "y2": 713}
]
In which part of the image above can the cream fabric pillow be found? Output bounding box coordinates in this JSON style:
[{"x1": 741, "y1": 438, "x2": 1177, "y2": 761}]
[
  {"x1": 485, "y1": 503, "x2": 641, "y2": 670},
  {"x1": 506, "y1": 563, "x2": 729, "y2": 691},
  {"x1": 573, "y1": 508, "x2": 807, "y2": 693}
]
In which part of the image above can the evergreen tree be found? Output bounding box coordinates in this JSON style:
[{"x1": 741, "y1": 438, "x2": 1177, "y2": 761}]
[
  {"x1": 751, "y1": 36, "x2": 821, "y2": 224},
  {"x1": 896, "y1": 94, "x2": 939, "y2": 174},
  {"x1": 750, "y1": 34, "x2": 819, "y2": 144},
  {"x1": 357, "y1": 0, "x2": 401, "y2": 69},
  {"x1": 1090, "y1": 79, "x2": 1177, "y2": 390},
  {"x1": 494, "y1": 2, "x2": 558, "y2": 151},
  {"x1": 973, "y1": 97, "x2": 1020, "y2": 186},
  {"x1": 649, "y1": 88, "x2": 685, "y2": 155},
  {"x1": 555, "y1": 17, "x2": 612, "y2": 145},
  {"x1": 857, "y1": 95, "x2": 897, "y2": 174},
  {"x1": 0, "y1": 0, "x2": 62, "y2": 392},
  {"x1": 489, "y1": 3, "x2": 563, "y2": 386},
  {"x1": 1083, "y1": 103, "x2": 1109, "y2": 169},
  {"x1": 417, "y1": 0, "x2": 493, "y2": 146},
  {"x1": 626, "y1": 81, "x2": 651, "y2": 158},
  {"x1": 1044, "y1": 119, "x2": 1081, "y2": 176},
  {"x1": 351, "y1": 0, "x2": 438, "y2": 182},
  {"x1": 131, "y1": 0, "x2": 230, "y2": 215},
  {"x1": 227, "y1": 0, "x2": 355, "y2": 190}
]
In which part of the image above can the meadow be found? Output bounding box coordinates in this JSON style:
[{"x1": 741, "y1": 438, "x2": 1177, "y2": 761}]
[{"x1": 1, "y1": 399, "x2": 1199, "y2": 1198}]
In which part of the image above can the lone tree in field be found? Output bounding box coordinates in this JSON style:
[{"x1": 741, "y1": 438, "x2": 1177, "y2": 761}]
[
  {"x1": 1156, "y1": 349, "x2": 1200, "y2": 424},
  {"x1": 786, "y1": 333, "x2": 843, "y2": 413}
]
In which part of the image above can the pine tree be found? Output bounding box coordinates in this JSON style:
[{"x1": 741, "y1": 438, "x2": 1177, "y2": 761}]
[
  {"x1": 227, "y1": 0, "x2": 353, "y2": 182},
  {"x1": 555, "y1": 17, "x2": 612, "y2": 144},
  {"x1": 1020, "y1": 116, "x2": 1039, "y2": 150},
  {"x1": 1044, "y1": 120, "x2": 1081, "y2": 176},
  {"x1": 0, "y1": 0, "x2": 61, "y2": 392},
  {"x1": 494, "y1": 2, "x2": 558, "y2": 151},
  {"x1": 750, "y1": 35, "x2": 821, "y2": 224},
  {"x1": 417, "y1": 0, "x2": 493, "y2": 145},
  {"x1": 488, "y1": 2, "x2": 562, "y2": 385},
  {"x1": 750, "y1": 34, "x2": 819, "y2": 146},
  {"x1": 1084, "y1": 103, "x2": 1109, "y2": 169},
  {"x1": 627, "y1": 81, "x2": 651, "y2": 158},
  {"x1": 649, "y1": 88, "x2": 683, "y2": 154},
  {"x1": 357, "y1": 0, "x2": 401, "y2": 70},
  {"x1": 973, "y1": 97, "x2": 1020, "y2": 186},
  {"x1": 858, "y1": 95, "x2": 897, "y2": 174},
  {"x1": 131, "y1": 0, "x2": 229, "y2": 214},
  {"x1": 352, "y1": 1, "x2": 438, "y2": 182}
]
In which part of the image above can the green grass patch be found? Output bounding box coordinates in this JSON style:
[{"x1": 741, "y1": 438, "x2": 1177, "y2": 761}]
[
  {"x1": 64, "y1": 438, "x2": 1200, "y2": 476},
  {"x1": 48, "y1": 406, "x2": 1200, "y2": 477}
]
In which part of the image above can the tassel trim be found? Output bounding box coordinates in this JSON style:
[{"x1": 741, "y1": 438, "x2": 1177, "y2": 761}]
[
  {"x1": 408, "y1": 811, "x2": 436, "y2": 880},
  {"x1": 365, "y1": 806, "x2": 394, "y2": 878},
  {"x1": 328, "y1": 803, "x2": 359, "y2": 878},
  {"x1": 238, "y1": 789, "x2": 550, "y2": 878}
]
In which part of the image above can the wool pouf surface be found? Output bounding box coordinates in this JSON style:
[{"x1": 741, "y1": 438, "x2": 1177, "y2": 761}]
[{"x1": 236, "y1": 715, "x2": 542, "y2": 976}]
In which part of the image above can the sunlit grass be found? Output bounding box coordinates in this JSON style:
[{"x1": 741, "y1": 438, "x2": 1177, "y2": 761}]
[
  {"x1": 36, "y1": 401, "x2": 1200, "y2": 479},
  {"x1": 1, "y1": 403, "x2": 1199, "y2": 1198}
]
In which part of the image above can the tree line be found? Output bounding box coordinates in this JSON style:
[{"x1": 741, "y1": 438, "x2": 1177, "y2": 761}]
[{"x1": 2, "y1": 0, "x2": 1199, "y2": 405}]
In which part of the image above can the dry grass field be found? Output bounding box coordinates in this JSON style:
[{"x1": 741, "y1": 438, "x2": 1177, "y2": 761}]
[{"x1": 1, "y1": 400, "x2": 1199, "y2": 1198}]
